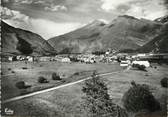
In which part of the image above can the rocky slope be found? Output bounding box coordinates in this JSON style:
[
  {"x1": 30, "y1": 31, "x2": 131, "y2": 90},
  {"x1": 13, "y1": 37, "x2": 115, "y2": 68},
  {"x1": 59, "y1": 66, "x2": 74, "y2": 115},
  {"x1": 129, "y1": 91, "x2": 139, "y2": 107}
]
[{"x1": 138, "y1": 16, "x2": 168, "y2": 53}]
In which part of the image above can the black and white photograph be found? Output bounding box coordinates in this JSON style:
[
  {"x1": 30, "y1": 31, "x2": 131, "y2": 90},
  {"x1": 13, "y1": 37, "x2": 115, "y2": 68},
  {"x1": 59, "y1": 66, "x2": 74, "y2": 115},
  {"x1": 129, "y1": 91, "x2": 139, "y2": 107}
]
[{"x1": 1, "y1": 0, "x2": 168, "y2": 117}]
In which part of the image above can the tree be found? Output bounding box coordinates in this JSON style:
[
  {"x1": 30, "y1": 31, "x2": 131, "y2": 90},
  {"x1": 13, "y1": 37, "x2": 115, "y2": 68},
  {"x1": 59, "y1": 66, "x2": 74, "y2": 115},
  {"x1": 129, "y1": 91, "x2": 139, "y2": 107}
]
[
  {"x1": 82, "y1": 72, "x2": 127, "y2": 117},
  {"x1": 52, "y1": 72, "x2": 61, "y2": 80},
  {"x1": 122, "y1": 81, "x2": 160, "y2": 113}
]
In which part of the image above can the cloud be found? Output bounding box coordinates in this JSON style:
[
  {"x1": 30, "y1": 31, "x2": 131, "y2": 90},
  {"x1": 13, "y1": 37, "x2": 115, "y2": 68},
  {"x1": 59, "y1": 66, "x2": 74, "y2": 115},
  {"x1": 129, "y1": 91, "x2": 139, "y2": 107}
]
[
  {"x1": 1, "y1": 6, "x2": 30, "y2": 21},
  {"x1": 14, "y1": 0, "x2": 33, "y2": 4},
  {"x1": 125, "y1": 6, "x2": 145, "y2": 18},
  {"x1": 1, "y1": 6, "x2": 83, "y2": 39},
  {"x1": 2, "y1": 0, "x2": 9, "y2": 3},
  {"x1": 101, "y1": 0, "x2": 133, "y2": 12},
  {"x1": 98, "y1": 19, "x2": 109, "y2": 24},
  {"x1": 124, "y1": 0, "x2": 167, "y2": 20},
  {"x1": 45, "y1": 5, "x2": 67, "y2": 12},
  {"x1": 163, "y1": 0, "x2": 168, "y2": 11},
  {"x1": 34, "y1": 0, "x2": 46, "y2": 4},
  {"x1": 100, "y1": 0, "x2": 167, "y2": 20},
  {"x1": 1, "y1": 7, "x2": 14, "y2": 19}
]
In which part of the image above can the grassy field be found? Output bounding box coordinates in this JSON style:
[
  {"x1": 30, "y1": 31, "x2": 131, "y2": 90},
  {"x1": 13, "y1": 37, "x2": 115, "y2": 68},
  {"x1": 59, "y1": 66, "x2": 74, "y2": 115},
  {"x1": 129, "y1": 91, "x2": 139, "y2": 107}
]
[
  {"x1": 2, "y1": 61, "x2": 123, "y2": 100},
  {"x1": 2, "y1": 63, "x2": 168, "y2": 117}
]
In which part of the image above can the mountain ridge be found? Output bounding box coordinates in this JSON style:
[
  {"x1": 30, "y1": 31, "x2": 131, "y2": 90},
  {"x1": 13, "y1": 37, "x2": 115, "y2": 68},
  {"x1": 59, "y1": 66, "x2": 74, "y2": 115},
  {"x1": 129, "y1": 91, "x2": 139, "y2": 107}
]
[
  {"x1": 48, "y1": 15, "x2": 163, "y2": 53},
  {"x1": 1, "y1": 21, "x2": 56, "y2": 56}
]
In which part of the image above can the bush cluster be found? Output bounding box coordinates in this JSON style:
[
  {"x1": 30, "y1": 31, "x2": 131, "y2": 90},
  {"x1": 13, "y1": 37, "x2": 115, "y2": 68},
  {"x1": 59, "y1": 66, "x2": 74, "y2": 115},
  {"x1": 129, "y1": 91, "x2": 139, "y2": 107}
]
[
  {"x1": 160, "y1": 77, "x2": 168, "y2": 88},
  {"x1": 22, "y1": 67, "x2": 28, "y2": 69},
  {"x1": 15, "y1": 81, "x2": 27, "y2": 89},
  {"x1": 52, "y1": 72, "x2": 61, "y2": 80},
  {"x1": 132, "y1": 64, "x2": 146, "y2": 71},
  {"x1": 8, "y1": 68, "x2": 11, "y2": 71},
  {"x1": 74, "y1": 72, "x2": 80, "y2": 76},
  {"x1": 38, "y1": 76, "x2": 49, "y2": 83},
  {"x1": 15, "y1": 81, "x2": 31, "y2": 89},
  {"x1": 122, "y1": 81, "x2": 160, "y2": 113}
]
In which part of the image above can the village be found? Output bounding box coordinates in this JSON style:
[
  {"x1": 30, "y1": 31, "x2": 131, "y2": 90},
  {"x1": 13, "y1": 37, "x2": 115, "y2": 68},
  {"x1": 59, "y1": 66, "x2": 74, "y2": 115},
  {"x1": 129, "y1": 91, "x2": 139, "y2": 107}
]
[
  {"x1": 2, "y1": 51, "x2": 168, "y2": 117},
  {"x1": 4, "y1": 50, "x2": 168, "y2": 68}
]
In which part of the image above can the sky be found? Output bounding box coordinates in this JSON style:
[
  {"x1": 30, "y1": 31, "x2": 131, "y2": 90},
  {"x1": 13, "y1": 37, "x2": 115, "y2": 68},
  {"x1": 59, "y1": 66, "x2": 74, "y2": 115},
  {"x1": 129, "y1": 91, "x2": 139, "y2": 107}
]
[{"x1": 1, "y1": 0, "x2": 167, "y2": 39}]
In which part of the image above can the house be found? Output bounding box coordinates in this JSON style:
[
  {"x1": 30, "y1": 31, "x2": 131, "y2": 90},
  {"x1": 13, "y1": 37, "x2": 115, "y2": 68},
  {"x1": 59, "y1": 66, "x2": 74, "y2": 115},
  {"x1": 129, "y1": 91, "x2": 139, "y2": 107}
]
[
  {"x1": 137, "y1": 54, "x2": 146, "y2": 57},
  {"x1": 105, "y1": 51, "x2": 110, "y2": 55},
  {"x1": 8, "y1": 56, "x2": 13, "y2": 62},
  {"x1": 27, "y1": 56, "x2": 33, "y2": 62},
  {"x1": 120, "y1": 60, "x2": 131, "y2": 67},
  {"x1": 61, "y1": 57, "x2": 71, "y2": 63},
  {"x1": 39, "y1": 56, "x2": 51, "y2": 61},
  {"x1": 132, "y1": 61, "x2": 150, "y2": 67},
  {"x1": 16, "y1": 56, "x2": 21, "y2": 60}
]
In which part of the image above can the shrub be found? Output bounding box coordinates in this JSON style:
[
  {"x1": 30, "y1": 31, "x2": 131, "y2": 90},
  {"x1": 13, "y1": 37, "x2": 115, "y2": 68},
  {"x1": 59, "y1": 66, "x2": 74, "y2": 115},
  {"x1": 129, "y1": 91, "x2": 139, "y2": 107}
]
[
  {"x1": 38, "y1": 76, "x2": 49, "y2": 83},
  {"x1": 132, "y1": 64, "x2": 147, "y2": 71},
  {"x1": 15, "y1": 81, "x2": 31, "y2": 89},
  {"x1": 20, "y1": 89, "x2": 30, "y2": 95},
  {"x1": 74, "y1": 72, "x2": 80, "y2": 76},
  {"x1": 52, "y1": 72, "x2": 61, "y2": 80},
  {"x1": 138, "y1": 65, "x2": 146, "y2": 71},
  {"x1": 22, "y1": 67, "x2": 28, "y2": 69},
  {"x1": 82, "y1": 72, "x2": 128, "y2": 117},
  {"x1": 11, "y1": 71, "x2": 15, "y2": 73},
  {"x1": 160, "y1": 77, "x2": 168, "y2": 88},
  {"x1": 145, "y1": 73, "x2": 149, "y2": 76},
  {"x1": 122, "y1": 81, "x2": 160, "y2": 113},
  {"x1": 15, "y1": 81, "x2": 26, "y2": 89},
  {"x1": 8, "y1": 68, "x2": 11, "y2": 71}
]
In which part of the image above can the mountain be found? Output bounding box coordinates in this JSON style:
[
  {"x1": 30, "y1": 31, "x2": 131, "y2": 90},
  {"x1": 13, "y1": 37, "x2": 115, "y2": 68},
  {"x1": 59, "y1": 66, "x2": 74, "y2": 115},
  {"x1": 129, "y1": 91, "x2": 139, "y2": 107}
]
[
  {"x1": 48, "y1": 15, "x2": 163, "y2": 53},
  {"x1": 48, "y1": 20, "x2": 106, "y2": 53},
  {"x1": 154, "y1": 15, "x2": 168, "y2": 24},
  {"x1": 138, "y1": 23, "x2": 168, "y2": 53},
  {"x1": 137, "y1": 15, "x2": 168, "y2": 53},
  {"x1": 1, "y1": 21, "x2": 56, "y2": 56}
]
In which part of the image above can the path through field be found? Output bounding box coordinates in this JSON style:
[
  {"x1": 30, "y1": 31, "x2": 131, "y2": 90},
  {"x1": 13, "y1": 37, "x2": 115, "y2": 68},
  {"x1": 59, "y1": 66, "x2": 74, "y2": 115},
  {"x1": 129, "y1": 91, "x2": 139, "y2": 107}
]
[{"x1": 2, "y1": 71, "x2": 121, "y2": 104}]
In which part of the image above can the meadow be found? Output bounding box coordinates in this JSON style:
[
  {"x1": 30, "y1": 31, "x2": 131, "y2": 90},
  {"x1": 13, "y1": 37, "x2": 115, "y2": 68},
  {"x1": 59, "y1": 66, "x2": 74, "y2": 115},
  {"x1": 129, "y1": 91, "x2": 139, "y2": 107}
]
[
  {"x1": 2, "y1": 62, "x2": 168, "y2": 117},
  {"x1": 2, "y1": 61, "x2": 122, "y2": 100}
]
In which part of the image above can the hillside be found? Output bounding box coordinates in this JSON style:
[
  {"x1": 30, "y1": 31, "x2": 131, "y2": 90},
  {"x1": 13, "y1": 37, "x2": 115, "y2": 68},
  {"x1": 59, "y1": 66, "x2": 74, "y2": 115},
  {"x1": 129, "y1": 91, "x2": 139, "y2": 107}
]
[
  {"x1": 48, "y1": 15, "x2": 163, "y2": 53},
  {"x1": 1, "y1": 21, "x2": 56, "y2": 56},
  {"x1": 138, "y1": 15, "x2": 168, "y2": 53},
  {"x1": 138, "y1": 23, "x2": 168, "y2": 53},
  {"x1": 155, "y1": 15, "x2": 168, "y2": 24}
]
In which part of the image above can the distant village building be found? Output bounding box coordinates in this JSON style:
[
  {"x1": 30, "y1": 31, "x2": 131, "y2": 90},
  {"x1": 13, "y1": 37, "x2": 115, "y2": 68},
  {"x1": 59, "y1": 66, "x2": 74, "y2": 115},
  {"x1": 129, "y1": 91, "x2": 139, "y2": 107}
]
[
  {"x1": 8, "y1": 56, "x2": 13, "y2": 62},
  {"x1": 39, "y1": 57, "x2": 51, "y2": 62},
  {"x1": 137, "y1": 54, "x2": 146, "y2": 57},
  {"x1": 27, "y1": 56, "x2": 33, "y2": 62},
  {"x1": 105, "y1": 51, "x2": 110, "y2": 55},
  {"x1": 132, "y1": 61, "x2": 150, "y2": 67},
  {"x1": 16, "y1": 56, "x2": 21, "y2": 60},
  {"x1": 61, "y1": 57, "x2": 71, "y2": 63},
  {"x1": 120, "y1": 60, "x2": 131, "y2": 67}
]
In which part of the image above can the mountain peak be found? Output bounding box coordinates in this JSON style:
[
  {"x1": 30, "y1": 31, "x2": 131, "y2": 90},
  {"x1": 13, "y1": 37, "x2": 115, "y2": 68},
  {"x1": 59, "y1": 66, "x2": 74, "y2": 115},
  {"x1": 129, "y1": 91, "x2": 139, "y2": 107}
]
[
  {"x1": 154, "y1": 15, "x2": 168, "y2": 24},
  {"x1": 118, "y1": 15, "x2": 138, "y2": 20},
  {"x1": 86, "y1": 20, "x2": 106, "y2": 28}
]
